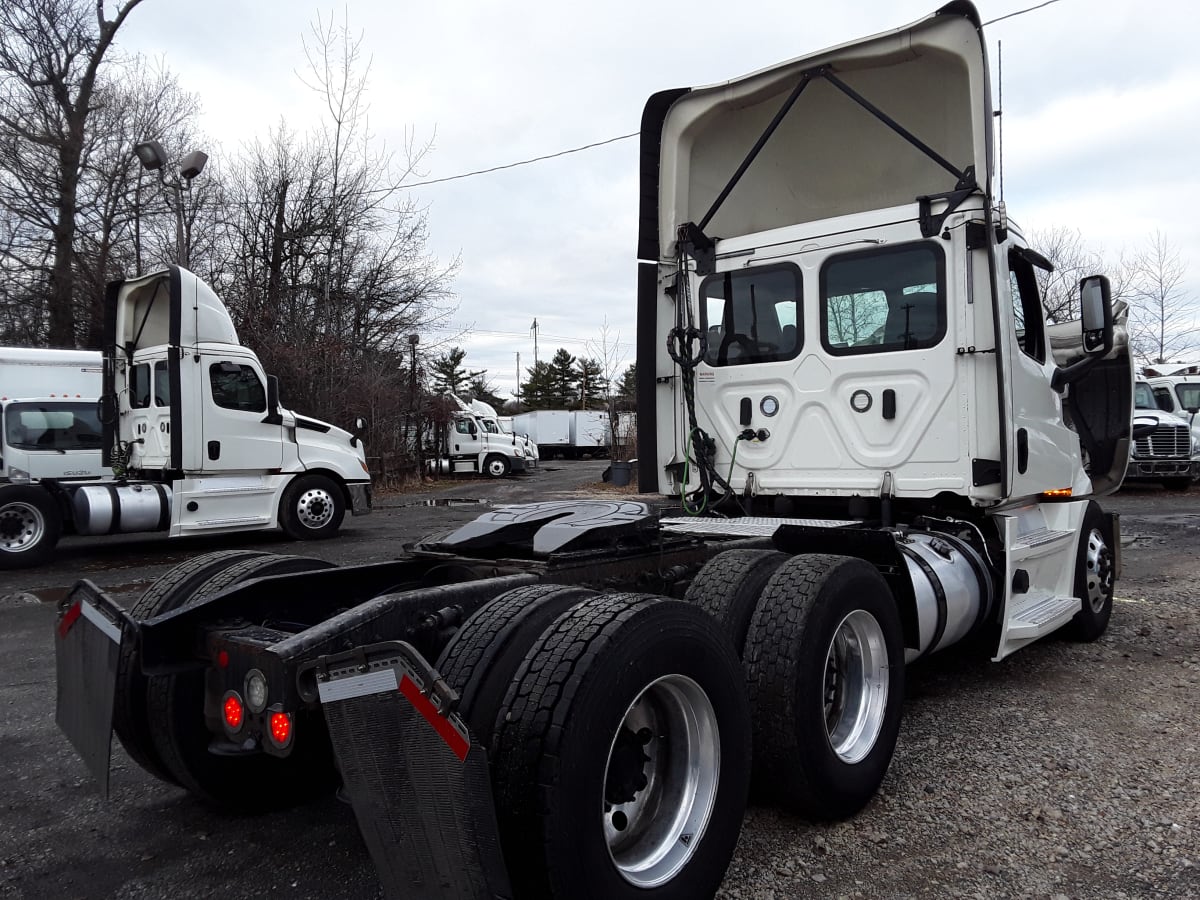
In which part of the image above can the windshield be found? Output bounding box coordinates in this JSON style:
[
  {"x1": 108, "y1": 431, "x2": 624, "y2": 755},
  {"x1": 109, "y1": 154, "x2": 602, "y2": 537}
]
[
  {"x1": 1175, "y1": 382, "x2": 1200, "y2": 412},
  {"x1": 3, "y1": 401, "x2": 103, "y2": 451}
]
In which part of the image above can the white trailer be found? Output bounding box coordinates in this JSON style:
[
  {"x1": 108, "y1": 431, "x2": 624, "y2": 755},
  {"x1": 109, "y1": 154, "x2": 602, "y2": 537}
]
[
  {"x1": 567, "y1": 409, "x2": 610, "y2": 457},
  {"x1": 512, "y1": 409, "x2": 570, "y2": 457},
  {"x1": 0, "y1": 268, "x2": 371, "y2": 568}
]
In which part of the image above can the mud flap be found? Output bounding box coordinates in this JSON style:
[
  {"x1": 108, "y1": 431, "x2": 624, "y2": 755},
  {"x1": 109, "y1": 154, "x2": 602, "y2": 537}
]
[
  {"x1": 309, "y1": 641, "x2": 512, "y2": 900},
  {"x1": 53, "y1": 581, "x2": 128, "y2": 799}
]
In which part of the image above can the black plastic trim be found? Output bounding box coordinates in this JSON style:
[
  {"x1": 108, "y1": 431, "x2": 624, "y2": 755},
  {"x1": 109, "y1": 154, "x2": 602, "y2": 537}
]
[
  {"x1": 637, "y1": 88, "x2": 691, "y2": 262},
  {"x1": 295, "y1": 417, "x2": 332, "y2": 434},
  {"x1": 636, "y1": 262, "x2": 659, "y2": 493}
]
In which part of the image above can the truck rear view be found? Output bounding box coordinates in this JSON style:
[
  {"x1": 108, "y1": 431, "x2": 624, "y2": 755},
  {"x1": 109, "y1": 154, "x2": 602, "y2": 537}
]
[{"x1": 54, "y1": 4, "x2": 1131, "y2": 899}]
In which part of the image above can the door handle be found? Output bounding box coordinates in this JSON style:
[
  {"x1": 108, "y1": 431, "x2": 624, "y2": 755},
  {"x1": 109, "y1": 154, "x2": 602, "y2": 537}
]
[{"x1": 208, "y1": 440, "x2": 221, "y2": 461}]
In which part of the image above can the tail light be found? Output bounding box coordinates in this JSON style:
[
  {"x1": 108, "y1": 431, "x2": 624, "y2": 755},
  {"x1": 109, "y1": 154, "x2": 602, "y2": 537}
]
[
  {"x1": 222, "y1": 692, "x2": 244, "y2": 732},
  {"x1": 268, "y1": 710, "x2": 293, "y2": 749}
]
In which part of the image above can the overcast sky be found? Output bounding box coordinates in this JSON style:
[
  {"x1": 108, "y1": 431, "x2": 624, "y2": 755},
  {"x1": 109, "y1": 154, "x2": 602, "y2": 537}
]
[{"x1": 117, "y1": 0, "x2": 1199, "y2": 397}]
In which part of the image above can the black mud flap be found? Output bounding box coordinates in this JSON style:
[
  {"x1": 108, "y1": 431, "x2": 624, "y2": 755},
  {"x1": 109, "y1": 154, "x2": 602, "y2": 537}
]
[
  {"x1": 53, "y1": 580, "x2": 129, "y2": 799},
  {"x1": 308, "y1": 641, "x2": 512, "y2": 900}
]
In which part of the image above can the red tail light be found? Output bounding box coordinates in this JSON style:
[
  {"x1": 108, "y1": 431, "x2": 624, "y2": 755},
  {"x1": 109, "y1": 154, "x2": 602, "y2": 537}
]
[
  {"x1": 268, "y1": 712, "x2": 292, "y2": 747},
  {"x1": 222, "y1": 692, "x2": 244, "y2": 731}
]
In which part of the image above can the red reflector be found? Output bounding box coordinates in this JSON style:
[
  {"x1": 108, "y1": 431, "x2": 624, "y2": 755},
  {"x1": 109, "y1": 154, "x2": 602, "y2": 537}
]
[
  {"x1": 58, "y1": 600, "x2": 83, "y2": 638},
  {"x1": 216, "y1": 650, "x2": 230, "y2": 669},
  {"x1": 398, "y1": 674, "x2": 469, "y2": 762},
  {"x1": 269, "y1": 712, "x2": 292, "y2": 746},
  {"x1": 223, "y1": 694, "x2": 244, "y2": 730}
]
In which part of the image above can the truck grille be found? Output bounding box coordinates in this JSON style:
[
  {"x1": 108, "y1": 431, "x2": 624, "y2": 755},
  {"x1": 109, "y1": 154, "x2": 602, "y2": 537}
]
[{"x1": 1133, "y1": 423, "x2": 1190, "y2": 458}]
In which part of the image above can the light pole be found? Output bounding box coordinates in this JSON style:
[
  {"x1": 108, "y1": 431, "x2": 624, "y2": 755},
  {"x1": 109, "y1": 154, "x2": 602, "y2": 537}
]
[
  {"x1": 408, "y1": 334, "x2": 421, "y2": 477},
  {"x1": 133, "y1": 139, "x2": 207, "y2": 268}
]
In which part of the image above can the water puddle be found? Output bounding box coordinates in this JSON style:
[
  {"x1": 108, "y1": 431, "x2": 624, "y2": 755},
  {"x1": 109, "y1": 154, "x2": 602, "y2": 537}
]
[{"x1": 400, "y1": 498, "x2": 491, "y2": 509}]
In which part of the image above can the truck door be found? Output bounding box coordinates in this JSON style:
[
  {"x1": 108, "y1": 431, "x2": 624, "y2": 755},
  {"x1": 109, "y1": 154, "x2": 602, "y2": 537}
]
[
  {"x1": 126, "y1": 356, "x2": 174, "y2": 471},
  {"x1": 200, "y1": 355, "x2": 283, "y2": 472},
  {"x1": 1001, "y1": 248, "x2": 1093, "y2": 497}
]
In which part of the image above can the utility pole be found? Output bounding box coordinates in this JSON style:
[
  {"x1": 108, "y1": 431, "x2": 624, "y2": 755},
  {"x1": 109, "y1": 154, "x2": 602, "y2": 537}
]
[
  {"x1": 531, "y1": 319, "x2": 539, "y2": 367},
  {"x1": 515, "y1": 352, "x2": 521, "y2": 410}
]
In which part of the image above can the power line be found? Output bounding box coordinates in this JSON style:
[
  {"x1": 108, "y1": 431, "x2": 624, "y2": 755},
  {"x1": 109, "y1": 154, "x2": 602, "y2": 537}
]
[{"x1": 983, "y1": 0, "x2": 1065, "y2": 26}]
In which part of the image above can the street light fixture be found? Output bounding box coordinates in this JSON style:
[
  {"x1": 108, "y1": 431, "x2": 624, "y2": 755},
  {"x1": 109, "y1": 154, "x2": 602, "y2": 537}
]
[{"x1": 133, "y1": 139, "x2": 208, "y2": 268}]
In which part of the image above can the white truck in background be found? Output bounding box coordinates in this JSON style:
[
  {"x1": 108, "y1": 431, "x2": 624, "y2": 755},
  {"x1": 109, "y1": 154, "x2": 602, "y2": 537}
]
[
  {"x1": 428, "y1": 395, "x2": 537, "y2": 478},
  {"x1": 568, "y1": 409, "x2": 610, "y2": 457},
  {"x1": 0, "y1": 268, "x2": 371, "y2": 569},
  {"x1": 0, "y1": 348, "x2": 104, "y2": 482}
]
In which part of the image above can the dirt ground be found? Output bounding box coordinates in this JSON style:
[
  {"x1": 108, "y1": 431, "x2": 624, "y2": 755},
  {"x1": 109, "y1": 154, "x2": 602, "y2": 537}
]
[{"x1": 1, "y1": 466, "x2": 1197, "y2": 899}]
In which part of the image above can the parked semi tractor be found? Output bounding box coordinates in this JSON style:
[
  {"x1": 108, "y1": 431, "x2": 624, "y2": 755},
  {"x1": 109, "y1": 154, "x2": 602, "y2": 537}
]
[
  {"x1": 1, "y1": 268, "x2": 371, "y2": 569},
  {"x1": 56, "y1": 5, "x2": 1131, "y2": 899},
  {"x1": 429, "y1": 395, "x2": 537, "y2": 477},
  {"x1": 1125, "y1": 380, "x2": 1199, "y2": 489}
]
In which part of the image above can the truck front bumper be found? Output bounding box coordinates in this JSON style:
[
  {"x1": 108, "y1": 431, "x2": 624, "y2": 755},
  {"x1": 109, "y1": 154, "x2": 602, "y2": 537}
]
[
  {"x1": 348, "y1": 481, "x2": 372, "y2": 515},
  {"x1": 1124, "y1": 459, "x2": 1198, "y2": 480}
]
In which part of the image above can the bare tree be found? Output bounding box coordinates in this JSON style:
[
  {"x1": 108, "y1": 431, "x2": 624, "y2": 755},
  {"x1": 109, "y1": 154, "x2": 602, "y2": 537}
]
[
  {"x1": 1126, "y1": 230, "x2": 1198, "y2": 365},
  {"x1": 0, "y1": 0, "x2": 147, "y2": 346},
  {"x1": 1029, "y1": 226, "x2": 1107, "y2": 323}
]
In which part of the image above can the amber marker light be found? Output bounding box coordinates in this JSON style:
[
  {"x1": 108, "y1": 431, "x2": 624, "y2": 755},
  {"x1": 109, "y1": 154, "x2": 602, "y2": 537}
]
[{"x1": 1040, "y1": 488, "x2": 1073, "y2": 499}]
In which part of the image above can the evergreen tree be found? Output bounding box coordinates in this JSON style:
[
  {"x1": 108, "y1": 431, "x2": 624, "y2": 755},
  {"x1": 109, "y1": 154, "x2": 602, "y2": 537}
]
[
  {"x1": 617, "y1": 363, "x2": 637, "y2": 410},
  {"x1": 548, "y1": 348, "x2": 578, "y2": 407},
  {"x1": 576, "y1": 357, "x2": 607, "y2": 409},
  {"x1": 430, "y1": 346, "x2": 483, "y2": 396},
  {"x1": 520, "y1": 360, "x2": 557, "y2": 409},
  {"x1": 467, "y1": 373, "x2": 506, "y2": 409}
]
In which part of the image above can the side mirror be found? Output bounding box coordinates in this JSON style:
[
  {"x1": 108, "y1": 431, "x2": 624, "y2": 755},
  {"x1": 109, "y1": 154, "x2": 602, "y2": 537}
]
[
  {"x1": 468, "y1": 422, "x2": 478, "y2": 437},
  {"x1": 1079, "y1": 275, "x2": 1112, "y2": 357},
  {"x1": 348, "y1": 414, "x2": 366, "y2": 447}
]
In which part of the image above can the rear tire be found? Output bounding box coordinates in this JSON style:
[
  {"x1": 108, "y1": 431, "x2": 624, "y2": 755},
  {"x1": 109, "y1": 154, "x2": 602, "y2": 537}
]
[
  {"x1": 0, "y1": 486, "x2": 61, "y2": 569},
  {"x1": 1063, "y1": 502, "x2": 1115, "y2": 641},
  {"x1": 435, "y1": 583, "x2": 595, "y2": 748},
  {"x1": 684, "y1": 549, "x2": 791, "y2": 656},
  {"x1": 146, "y1": 554, "x2": 337, "y2": 809},
  {"x1": 491, "y1": 594, "x2": 750, "y2": 900},
  {"x1": 279, "y1": 474, "x2": 346, "y2": 540},
  {"x1": 113, "y1": 550, "x2": 269, "y2": 785},
  {"x1": 744, "y1": 554, "x2": 905, "y2": 820}
]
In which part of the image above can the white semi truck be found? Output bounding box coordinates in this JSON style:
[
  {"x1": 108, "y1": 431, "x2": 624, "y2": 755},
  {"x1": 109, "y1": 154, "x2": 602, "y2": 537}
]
[
  {"x1": 56, "y1": 5, "x2": 1132, "y2": 899},
  {"x1": 0, "y1": 268, "x2": 371, "y2": 568},
  {"x1": 428, "y1": 395, "x2": 537, "y2": 477}
]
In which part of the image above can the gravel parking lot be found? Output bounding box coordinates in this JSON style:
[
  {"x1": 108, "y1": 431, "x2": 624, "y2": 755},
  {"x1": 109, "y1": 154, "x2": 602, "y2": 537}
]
[{"x1": 1, "y1": 465, "x2": 1197, "y2": 899}]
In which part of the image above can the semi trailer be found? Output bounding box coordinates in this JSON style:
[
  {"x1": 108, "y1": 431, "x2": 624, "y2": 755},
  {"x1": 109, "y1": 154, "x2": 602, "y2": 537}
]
[
  {"x1": 2, "y1": 268, "x2": 372, "y2": 569},
  {"x1": 55, "y1": 4, "x2": 1132, "y2": 899}
]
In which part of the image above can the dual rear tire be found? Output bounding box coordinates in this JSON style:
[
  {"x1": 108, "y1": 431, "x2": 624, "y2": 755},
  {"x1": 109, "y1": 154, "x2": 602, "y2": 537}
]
[{"x1": 438, "y1": 587, "x2": 751, "y2": 900}]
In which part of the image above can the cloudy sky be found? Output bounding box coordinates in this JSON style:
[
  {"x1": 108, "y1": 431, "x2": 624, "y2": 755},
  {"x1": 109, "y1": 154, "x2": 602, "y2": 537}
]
[{"x1": 117, "y1": 0, "x2": 1199, "y2": 397}]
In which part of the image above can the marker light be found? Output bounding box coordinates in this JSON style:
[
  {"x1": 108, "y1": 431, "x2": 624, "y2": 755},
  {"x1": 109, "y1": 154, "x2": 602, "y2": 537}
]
[
  {"x1": 222, "y1": 693, "x2": 244, "y2": 731},
  {"x1": 245, "y1": 669, "x2": 268, "y2": 714},
  {"x1": 1040, "y1": 488, "x2": 1073, "y2": 499},
  {"x1": 268, "y1": 712, "x2": 293, "y2": 747}
]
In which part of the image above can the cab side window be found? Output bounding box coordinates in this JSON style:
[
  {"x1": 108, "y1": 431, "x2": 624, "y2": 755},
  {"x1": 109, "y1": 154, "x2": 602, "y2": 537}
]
[
  {"x1": 153, "y1": 360, "x2": 171, "y2": 407},
  {"x1": 1007, "y1": 250, "x2": 1047, "y2": 363},
  {"x1": 1152, "y1": 387, "x2": 1174, "y2": 412},
  {"x1": 209, "y1": 363, "x2": 266, "y2": 413}
]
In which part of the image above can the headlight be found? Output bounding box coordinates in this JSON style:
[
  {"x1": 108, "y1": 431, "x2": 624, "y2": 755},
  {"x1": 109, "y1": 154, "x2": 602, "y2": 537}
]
[
  {"x1": 7, "y1": 466, "x2": 30, "y2": 484},
  {"x1": 515, "y1": 446, "x2": 525, "y2": 457}
]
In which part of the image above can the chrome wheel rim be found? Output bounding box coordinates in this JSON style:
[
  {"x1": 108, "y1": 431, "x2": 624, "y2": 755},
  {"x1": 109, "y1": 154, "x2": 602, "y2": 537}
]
[
  {"x1": 602, "y1": 674, "x2": 720, "y2": 888},
  {"x1": 824, "y1": 609, "x2": 889, "y2": 764},
  {"x1": 487, "y1": 458, "x2": 506, "y2": 477},
  {"x1": 295, "y1": 487, "x2": 335, "y2": 529},
  {"x1": 1084, "y1": 527, "x2": 1114, "y2": 613},
  {"x1": 0, "y1": 501, "x2": 45, "y2": 553}
]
